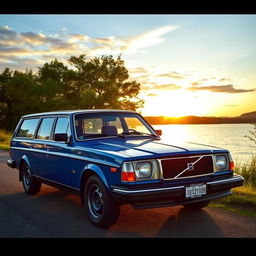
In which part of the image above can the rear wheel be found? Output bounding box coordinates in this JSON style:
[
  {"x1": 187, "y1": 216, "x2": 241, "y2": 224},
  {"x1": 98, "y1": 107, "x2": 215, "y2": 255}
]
[
  {"x1": 183, "y1": 200, "x2": 210, "y2": 209},
  {"x1": 84, "y1": 175, "x2": 120, "y2": 228},
  {"x1": 21, "y1": 162, "x2": 41, "y2": 195}
]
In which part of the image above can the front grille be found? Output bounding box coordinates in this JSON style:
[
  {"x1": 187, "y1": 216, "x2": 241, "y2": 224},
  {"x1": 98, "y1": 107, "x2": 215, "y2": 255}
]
[{"x1": 161, "y1": 155, "x2": 214, "y2": 179}]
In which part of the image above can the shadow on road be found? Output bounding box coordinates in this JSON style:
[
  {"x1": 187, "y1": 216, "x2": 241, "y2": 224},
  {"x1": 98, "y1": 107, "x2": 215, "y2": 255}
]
[
  {"x1": 156, "y1": 207, "x2": 223, "y2": 237},
  {"x1": 0, "y1": 185, "x2": 223, "y2": 237},
  {"x1": 0, "y1": 186, "x2": 108, "y2": 237}
]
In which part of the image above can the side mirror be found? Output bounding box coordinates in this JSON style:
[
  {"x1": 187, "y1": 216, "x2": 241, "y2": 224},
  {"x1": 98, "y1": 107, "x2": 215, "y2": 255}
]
[
  {"x1": 54, "y1": 133, "x2": 68, "y2": 143},
  {"x1": 155, "y1": 129, "x2": 162, "y2": 136}
]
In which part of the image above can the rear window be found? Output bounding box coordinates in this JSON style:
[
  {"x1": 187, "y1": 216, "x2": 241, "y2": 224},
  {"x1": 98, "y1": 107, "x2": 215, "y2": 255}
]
[{"x1": 16, "y1": 118, "x2": 40, "y2": 138}]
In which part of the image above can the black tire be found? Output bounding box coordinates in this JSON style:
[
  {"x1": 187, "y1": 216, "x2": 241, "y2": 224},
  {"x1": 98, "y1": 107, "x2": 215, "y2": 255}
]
[
  {"x1": 21, "y1": 162, "x2": 41, "y2": 195},
  {"x1": 84, "y1": 175, "x2": 120, "y2": 228},
  {"x1": 183, "y1": 200, "x2": 210, "y2": 209}
]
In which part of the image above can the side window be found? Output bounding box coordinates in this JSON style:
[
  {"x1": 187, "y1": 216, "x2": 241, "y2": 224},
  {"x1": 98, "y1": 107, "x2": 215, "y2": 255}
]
[
  {"x1": 16, "y1": 118, "x2": 40, "y2": 138},
  {"x1": 36, "y1": 117, "x2": 55, "y2": 140},
  {"x1": 54, "y1": 117, "x2": 71, "y2": 137}
]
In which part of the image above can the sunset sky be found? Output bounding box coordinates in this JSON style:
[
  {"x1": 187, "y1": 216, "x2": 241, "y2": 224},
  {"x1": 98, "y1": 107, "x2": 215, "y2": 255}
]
[{"x1": 0, "y1": 14, "x2": 256, "y2": 117}]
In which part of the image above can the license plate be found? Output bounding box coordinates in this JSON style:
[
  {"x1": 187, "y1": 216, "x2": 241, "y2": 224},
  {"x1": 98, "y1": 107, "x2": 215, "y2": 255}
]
[{"x1": 185, "y1": 184, "x2": 207, "y2": 198}]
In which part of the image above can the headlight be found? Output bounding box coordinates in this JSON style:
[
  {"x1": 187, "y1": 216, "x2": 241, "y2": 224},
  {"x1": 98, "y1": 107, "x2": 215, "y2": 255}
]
[
  {"x1": 121, "y1": 159, "x2": 160, "y2": 182},
  {"x1": 134, "y1": 162, "x2": 152, "y2": 178},
  {"x1": 215, "y1": 155, "x2": 227, "y2": 170}
]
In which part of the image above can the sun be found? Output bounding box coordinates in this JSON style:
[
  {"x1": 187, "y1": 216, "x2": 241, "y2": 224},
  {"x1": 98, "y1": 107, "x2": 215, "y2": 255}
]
[{"x1": 141, "y1": 89, "x2": 214, "y2": 117}]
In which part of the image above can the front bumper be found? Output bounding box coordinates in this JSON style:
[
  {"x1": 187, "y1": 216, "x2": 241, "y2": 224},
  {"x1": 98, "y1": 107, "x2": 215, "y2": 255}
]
[{"x1": 111, "y1": 174, "x2": 244, "y2": 209}]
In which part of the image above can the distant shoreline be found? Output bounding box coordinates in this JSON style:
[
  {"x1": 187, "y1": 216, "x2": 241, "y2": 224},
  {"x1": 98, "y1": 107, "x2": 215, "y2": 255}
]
[{"x1": 144, "y1": 116, "x2": 256, "y2": 125}]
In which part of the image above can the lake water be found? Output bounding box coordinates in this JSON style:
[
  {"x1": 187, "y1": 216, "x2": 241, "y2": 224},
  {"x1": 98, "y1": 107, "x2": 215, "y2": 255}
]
[{"x1": 152, "y1": 123, "x2": 256, "y2": 164}]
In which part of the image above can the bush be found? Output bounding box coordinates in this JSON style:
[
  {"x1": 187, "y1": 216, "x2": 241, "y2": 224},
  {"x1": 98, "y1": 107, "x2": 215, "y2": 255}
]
[
  {"x1": 0, "y1": 129, "x2": 12, "y2": 144},
  {"x1": 235, "y1": 157, "x2": 256, "y2": 188}
]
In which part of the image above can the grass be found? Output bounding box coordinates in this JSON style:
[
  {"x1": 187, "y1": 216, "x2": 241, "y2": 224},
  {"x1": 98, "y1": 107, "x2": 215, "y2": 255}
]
[
  {"x1": 0, "y1": 129, "x2": 11, "y2": 151},
  {"x1": 209, "y1": 186, "x2": 256, "y2": 217},
  {"x1": 235, "y1": 157, "x2": 256, "y2": 188},
  {"x1": 209, "y1": 156, "x2": 256, "y2": 217}
]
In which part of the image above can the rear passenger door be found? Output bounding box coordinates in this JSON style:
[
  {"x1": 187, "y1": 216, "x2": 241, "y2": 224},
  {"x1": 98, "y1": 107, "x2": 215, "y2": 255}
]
[
  {"x1": 32, "y1": 117, "x2": 55, "y2": 177},
  {"x1": 45, "y1": 116, "x2": 74, "y2": 188}
]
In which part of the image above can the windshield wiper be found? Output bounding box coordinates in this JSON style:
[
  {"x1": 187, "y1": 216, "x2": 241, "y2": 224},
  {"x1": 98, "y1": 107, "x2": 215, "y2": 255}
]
[{"x1": 118, "y1": 129, "x2": 157, "y2": 138}]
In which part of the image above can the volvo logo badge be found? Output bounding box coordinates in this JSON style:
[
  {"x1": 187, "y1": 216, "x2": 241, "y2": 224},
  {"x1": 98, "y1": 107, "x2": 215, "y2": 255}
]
[{"x1": 187, "y1": 162, "x2": 194, "y2": 171}]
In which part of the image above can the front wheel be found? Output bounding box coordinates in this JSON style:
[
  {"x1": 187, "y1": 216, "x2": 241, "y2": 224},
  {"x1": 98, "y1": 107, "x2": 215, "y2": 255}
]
[
  {"x1": 21, "y1": 162, "x2": 41, "y2": 195},
  {"x1": 183, "y1": 200, "x2": 210, "y2": 209},
  {"x1": 84, "y1": 175, "x2": 120, "y2": 228}
]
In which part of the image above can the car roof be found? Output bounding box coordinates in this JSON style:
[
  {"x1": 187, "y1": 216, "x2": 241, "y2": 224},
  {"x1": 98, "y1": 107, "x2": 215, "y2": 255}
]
[{"x1": 22, "y1": 109, "x2": 137, "y2": 118}]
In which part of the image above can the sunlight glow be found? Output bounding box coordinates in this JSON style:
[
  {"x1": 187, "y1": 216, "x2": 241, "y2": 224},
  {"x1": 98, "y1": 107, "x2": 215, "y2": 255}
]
[{"x1": 141, "y1": 89, "x2": 214, "y2": 117}]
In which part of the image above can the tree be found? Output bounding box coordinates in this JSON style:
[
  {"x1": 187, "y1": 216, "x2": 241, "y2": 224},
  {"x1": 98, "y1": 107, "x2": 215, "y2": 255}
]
[
  {"x1": 67, "y1": 54, "x2": 144, "y2": 110},
  {"x1": 0, "y1": 54, "x2": 144, "y2": 131}
]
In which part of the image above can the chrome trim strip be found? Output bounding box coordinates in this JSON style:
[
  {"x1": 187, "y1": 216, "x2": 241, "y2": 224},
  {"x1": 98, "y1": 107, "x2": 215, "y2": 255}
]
[
  {"x1": 113, "y1": 185, "x2": 185, "y2": 194},
  {"x1": 159, "y1": 154, "x2": 212, "y2": 161},
  {"x1": 33, "y1": 175, "x2": 80, "y2": 191},
  {"x1": 207, "y1": 176, "x2": 244, "y2": 185},
  {"x1": 112, "y1": 175, "x2": 244, "y2": 195},
  {"x1": 11, "y1": 146, "x2": 120, "y2": 168}
]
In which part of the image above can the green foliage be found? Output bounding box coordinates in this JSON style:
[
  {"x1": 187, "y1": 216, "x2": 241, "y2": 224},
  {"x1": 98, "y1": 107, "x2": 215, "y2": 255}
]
[
  {"x1": 241, "y1": 123, "x2": 256, "y2": 188},
  {"x1": 0, "y1": 54, "x2": 144, "y2": 131},
  {"x1": 235, "y1": 157, "x2": 256, "y2": 188}
]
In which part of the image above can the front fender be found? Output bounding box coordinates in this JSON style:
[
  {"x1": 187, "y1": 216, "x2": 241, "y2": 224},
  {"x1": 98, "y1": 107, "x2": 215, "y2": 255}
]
[{"x1": 82, "y1": 163, "x2": 109, "y2": 189}]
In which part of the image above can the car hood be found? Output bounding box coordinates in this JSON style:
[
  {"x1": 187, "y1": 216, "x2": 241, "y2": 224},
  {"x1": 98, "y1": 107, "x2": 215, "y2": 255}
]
[{"x1": 77, "y1": 137, "x2": 228, "y2": 162}]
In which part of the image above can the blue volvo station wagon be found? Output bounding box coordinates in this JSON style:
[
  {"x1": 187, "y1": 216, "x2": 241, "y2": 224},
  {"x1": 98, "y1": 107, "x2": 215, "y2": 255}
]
[{"x1": 7, "y1": 109, "x2": 244, "y2": 228}]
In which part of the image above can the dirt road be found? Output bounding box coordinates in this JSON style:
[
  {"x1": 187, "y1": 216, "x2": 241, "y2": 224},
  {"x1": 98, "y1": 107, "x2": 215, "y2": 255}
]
[{"x1": 0, "y1": 150, "x2": 255, "y2": 237}]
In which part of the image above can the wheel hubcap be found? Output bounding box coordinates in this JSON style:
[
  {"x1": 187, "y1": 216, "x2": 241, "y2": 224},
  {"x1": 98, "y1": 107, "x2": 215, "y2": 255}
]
[
  {"x1": 23, "y1": 166, "x2": 31, "y2": 189},
  {"x1": 88, "y1": 184, "x2": 104, "y2": 219}
]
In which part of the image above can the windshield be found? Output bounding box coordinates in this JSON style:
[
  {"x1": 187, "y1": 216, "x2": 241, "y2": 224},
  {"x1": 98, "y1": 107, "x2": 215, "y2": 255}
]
[{"x1": 74, "y1": 112, "x2": 156, "y2": 140}]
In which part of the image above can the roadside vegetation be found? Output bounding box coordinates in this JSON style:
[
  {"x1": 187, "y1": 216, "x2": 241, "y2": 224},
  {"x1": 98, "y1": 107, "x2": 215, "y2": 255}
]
[
  {"x1": 0, "y1": 129, "x2": 11, "y2": 151},
  {"x1": 210, "y1": 124, "x2": 256, "y2": 217}
]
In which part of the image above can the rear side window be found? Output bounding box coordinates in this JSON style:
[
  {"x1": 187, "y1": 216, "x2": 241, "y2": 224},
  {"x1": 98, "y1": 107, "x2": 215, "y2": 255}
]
[
  {"x1": 16, "y1": 118, "x2": 40, "y2": 138},
  {"x1": 54, "y1": 117, "x2": 71, "y2": 137},
  {"x1": 36, "y1": 117, "x2": 55, "y2": 140}
]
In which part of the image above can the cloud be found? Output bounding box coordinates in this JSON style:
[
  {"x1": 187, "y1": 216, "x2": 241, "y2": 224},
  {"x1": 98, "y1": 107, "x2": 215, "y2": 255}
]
[
  {"x1": 129, "y1": 67, "x2": 149, "y2": 74},
  {"x1": 153, "y1": 83, "x2": 181, "y2": 90},
  {"x1": 121, "y1": 25, "x2": 179, "y2": 54},
  {"x1": 0, "y1": 24, "x2": 179, "y2": 71},
  {"x1": 191, "y1": 81, "x2": 201, "y2": 86},
  {"x1": 68, "y1": 34, "x2": 89, "y2": 43},
  {"x1": 20, "y1": 32, "x2": 46, "y2": 45},
  {"x1": 219, "y1": 77, "x2": 230, "y2": 82},
  {"x1": 157, "y1": 71, "x2": 185, "y2": 79},
  {"x1": 147, "y1": 93, "x2": 158, "y2": 96},
  {"x1": 90, "y1": 25, "x2": 179, "y2": 55},
  {"x1": 225, "y1": 104, "x2": 239, "y2": 107},
  {"x1": 0, "y1": 25, "x2": 18, "y2": 45},
  {"x1": 142, "y1": 83, "x2": 181, "y2": 91},
  {"x1": 187, "y1": 84, "x2": 255, "y2": 93}
]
